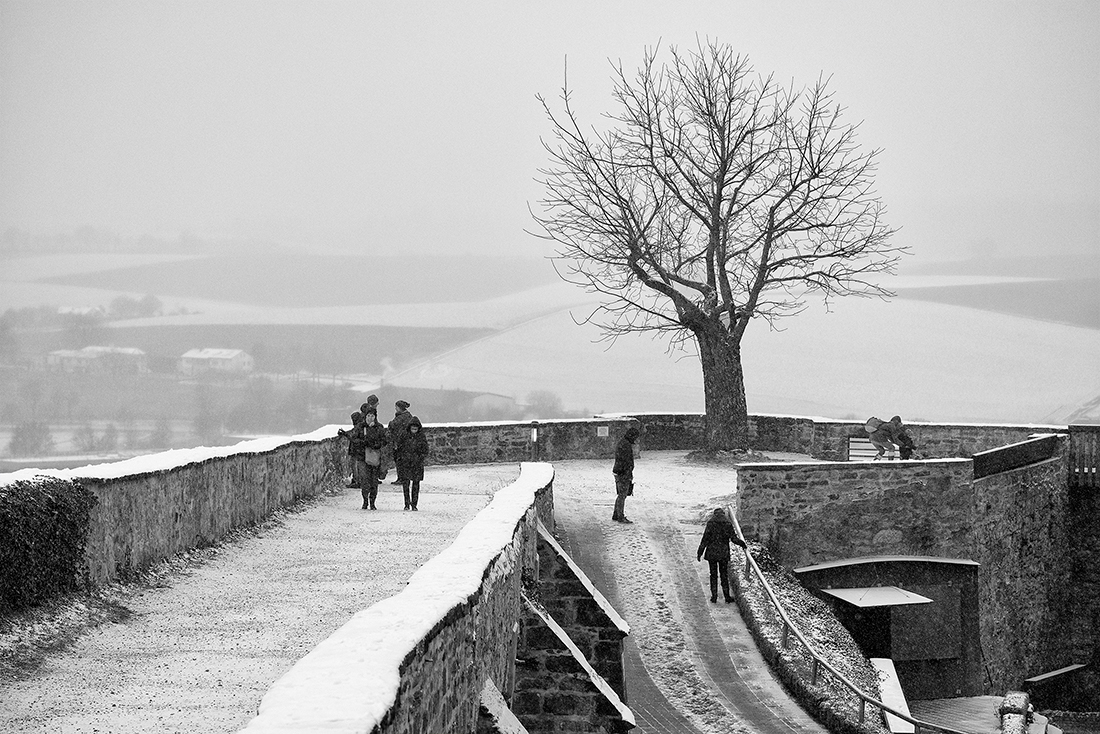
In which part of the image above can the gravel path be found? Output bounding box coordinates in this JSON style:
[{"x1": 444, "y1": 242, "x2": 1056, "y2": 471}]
[{"x1": 0, "y1": 465, "x2": 517, "y2": 734}]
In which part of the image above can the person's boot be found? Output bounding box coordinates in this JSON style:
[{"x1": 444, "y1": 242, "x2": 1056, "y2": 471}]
[
  {"x1": 361, "y1": 488, "x2": 369, "y2": 510},
  {"x1": 710, "y1": 577, "x2": 718, "y2": 603},
  {"x1": 402, "y1": 483, "x2": 411, "y2": 511},
  {"x1": 411, "y1": 484, "x2": 419, "y2": 511}
]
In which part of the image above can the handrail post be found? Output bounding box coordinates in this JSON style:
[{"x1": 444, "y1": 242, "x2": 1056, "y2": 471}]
[
  {"x1": 811, "y1": 658, "x2": 819, "y2": 685},
  {"x1": 858, "y1": 698, "x2": 865, "y2": 723},
  {"x1": 781, "y1": 622, "x2": 790, "y2": 649}
]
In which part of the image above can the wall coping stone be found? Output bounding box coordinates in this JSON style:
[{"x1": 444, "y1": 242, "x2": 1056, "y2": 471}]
[
  {"x1": 240, "y1": 462, "x2": 555, "y2": 733},
  {"x1": 478, "y1": 679, "x2": 529, "y2": 734},
  {"x1": 0, "y1": 425, "x2": 343, "y2": 485},
  {"x1": 736, "y1": 458, "x2": 973, "y2": 470},
  {"x1": 536, "y1": 520, "x2": 629, "y2": 636},
  {"x1": 520, "y1": 594, "x2": 635, "y2": 728},
  {"x1": 602, "y1": 411, "x2": 1068, "y2": 431}
]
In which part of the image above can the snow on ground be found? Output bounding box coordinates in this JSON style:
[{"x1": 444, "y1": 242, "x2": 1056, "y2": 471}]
[
  {"x1": 387, "y1": 293, "x2": 1100, "y2": 423},
  {"x1": 551, "y1": 450, "x2": 825, "y2": 734},
  {"x1": 0, "y1": 462, "x2": 520, "y2": 734},
  {"x1": 1, "y1": 450, "x2": 822, "y2": 734}
]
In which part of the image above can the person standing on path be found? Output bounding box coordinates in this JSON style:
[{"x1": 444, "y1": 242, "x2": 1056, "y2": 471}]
[
  {"x1": 397, "y1": 416, "x2": 429, "y2": 510},
  {"x1": 360, "y1": 408, "x2": 388, "y2": 510},
  {"x1": 697, "y1": 507, "x2": 747, "y2": 603},
  {"x1": 388, "y1": 400, "x2": 413, "y2": 485},
  {"x1": 339, "y1": 412, "x2": 367, "y2": 495},
  {"x1": 611, "y1": 426, "x2": 640, "y2": 523}
]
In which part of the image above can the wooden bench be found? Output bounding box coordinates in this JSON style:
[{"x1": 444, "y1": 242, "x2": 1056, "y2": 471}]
[{"x1": 848, "y1": 436, "x2": 886, "y2": 461}]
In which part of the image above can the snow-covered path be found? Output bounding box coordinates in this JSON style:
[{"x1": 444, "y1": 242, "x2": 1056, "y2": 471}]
[{"x1": 0, "y1": 453, "x2": 824, "y2": 734}]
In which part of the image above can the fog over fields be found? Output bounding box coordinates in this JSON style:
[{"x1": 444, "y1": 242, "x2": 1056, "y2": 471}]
[{"x1": 2, "y1": 250, "x2": 1097, "y2": 434}]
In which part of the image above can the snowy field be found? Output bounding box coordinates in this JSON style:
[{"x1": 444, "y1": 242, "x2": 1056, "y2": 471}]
[{"x1": 3, "y1": 252, "x2": 1097, "y2": 424}]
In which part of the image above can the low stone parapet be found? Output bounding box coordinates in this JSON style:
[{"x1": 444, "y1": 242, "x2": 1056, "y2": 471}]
[{"x1": 239, "y1": 462, "x2": 555, "y2": 734}]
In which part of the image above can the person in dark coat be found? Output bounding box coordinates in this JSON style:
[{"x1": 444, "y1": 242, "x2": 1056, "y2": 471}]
[
  {"x1": 360, "y1": 408, "x2": 389, "y2": 510},
  {"x1": 611, "y1": 426, "x2": 640, "y2": 523},
  {"x1": 397, "y1": 416, "x2": 428, "y2": 511},
  {"x1": 388, "y1": 400, "x2": 413, "y2": 484},
  {"x1": 337, "y1": 412, "x2": 366, "y2": 494},
  {"x1": 868, "y1": 415, "x2": 912, "y2": 460},
  {"x1": 697, "y1": 507, "x2": 747, "y2": 603}
]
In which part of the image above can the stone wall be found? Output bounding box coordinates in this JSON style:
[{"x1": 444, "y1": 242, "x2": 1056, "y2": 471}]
[
  {"x1": 972, "y1": 450, "x2": 1078, "y2": 692},
  {"x1": 80, "y1": 436, "x2": 345, "y2": 585},
  {"x1": 425, "y1": 418, "x2": 641, "y2": 466},
  {"x1": 241, "y1": 463, "x2": 556, "y2": 734},
  {"x1": 736, "y1": 459, "x2": 975, "y2": 569},
  {"x1": 617, "y1": 412, "x2": 1065, "y2": 460},
  {"x1": 536, "y1": 523, "x2": 629, "y2": 699},
  {"x1": 514, "y1": 597, "x2": 633, "y2": 733},
  {"x1": 737, "y1": 435, "x2": 1092, "y2": 696}
]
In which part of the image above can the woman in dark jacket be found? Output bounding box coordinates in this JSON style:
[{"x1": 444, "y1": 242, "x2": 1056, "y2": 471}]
[
  {"x1": 397, "y1": 416, "x2": 429, "y2": 511},
  {"x1": 359, "y1": 409, "x2": 388, "y2": 510},
  {"x1": 697, "y1": 507, "x2": 746, "y2": 603}
]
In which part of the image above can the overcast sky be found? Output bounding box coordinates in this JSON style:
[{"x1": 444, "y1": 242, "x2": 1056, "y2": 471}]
[{"x1": 1, "y1": 1, "x2": 1097, "y2": 262}]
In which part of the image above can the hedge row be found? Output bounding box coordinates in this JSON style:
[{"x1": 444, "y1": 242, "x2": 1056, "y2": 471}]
[{"x1": 0, "y1": 477, "x2": 98, "y2": 614}]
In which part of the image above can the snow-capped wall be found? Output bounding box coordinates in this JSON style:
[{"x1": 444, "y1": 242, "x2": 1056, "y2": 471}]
[{"x1": 240, "y1": 462, "x2": 555, "y2": 734}]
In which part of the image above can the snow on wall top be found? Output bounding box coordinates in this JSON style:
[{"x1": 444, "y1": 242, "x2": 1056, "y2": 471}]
[
  {"x1": 0, "y1": 425, "x2": 341, "y2": 487},
  {"x1": 239, "y1": 461, "x2": 555, "y2": 734}
]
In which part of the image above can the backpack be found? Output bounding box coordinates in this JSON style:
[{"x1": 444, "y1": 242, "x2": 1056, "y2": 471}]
[{"x1": 864, "y1": 416, "x2": 884, "y2": 434}]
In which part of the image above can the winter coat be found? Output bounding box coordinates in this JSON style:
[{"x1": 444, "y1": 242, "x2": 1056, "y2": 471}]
[
  {"x1": 360, "y1": 421, "x2": 388, "y2": 466},
  {"x1": 397, "y1": 419, "x2": 428, "y2": 482},
  {"x1": 388, "y1": 411, "x2": 414, "y2": 455},
  {"x1": 697, "y1": 511, "x2": 746, "y2": 561},
  {"x1": 345, "y1": 425, "x2": 366, "y2": 460},
  {"x1": 612, "y1": 429, "x2": 639, "y2": 478}
]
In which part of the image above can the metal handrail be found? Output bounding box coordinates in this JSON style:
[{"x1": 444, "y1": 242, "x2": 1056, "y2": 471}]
[{"x1": 725, "y1": 504, "x2": 972, "y2": 734}]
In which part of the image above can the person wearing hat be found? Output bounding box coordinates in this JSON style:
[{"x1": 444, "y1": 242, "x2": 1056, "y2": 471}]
[
  {"x1": 388, "y1": 400, "x2": 413, "y2": 483},
  {"x1": 697, "y1": 507, "x2": 747, "y2": 603},
  {"x1": 611, "y1": 426, "x2": 640, "y2": 523},
  {"x1": 397, "y1": 416, "x2": 429, "y2": 510}
]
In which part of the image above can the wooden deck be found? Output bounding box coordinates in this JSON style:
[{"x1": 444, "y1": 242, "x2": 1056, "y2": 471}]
[{"x1": 909, "y1": 697, "x2": 1002, "y2": 734}]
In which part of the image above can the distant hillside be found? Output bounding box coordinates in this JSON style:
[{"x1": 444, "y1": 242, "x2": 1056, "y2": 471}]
[
  {"x1": 903, "y1": 252, "x2": 1100, "y2": 279},
  {"x1": 43, "y1": 254, "x2": 558, "y2": 308},
  {"x1": 896, "y1": 278, "x2": 1100, "y2": 330}
]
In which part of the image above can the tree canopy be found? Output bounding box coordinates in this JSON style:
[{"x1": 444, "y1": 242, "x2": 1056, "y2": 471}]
[{"x1": 533, "y1": 42, "x2": 905, "y2": 449}]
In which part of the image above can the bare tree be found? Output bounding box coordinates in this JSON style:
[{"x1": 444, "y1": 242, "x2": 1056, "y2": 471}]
[{"x1": 533, "y1": 42, "x2": 905, "y2": 450}]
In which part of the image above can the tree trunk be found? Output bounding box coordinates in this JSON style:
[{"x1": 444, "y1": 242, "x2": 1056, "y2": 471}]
[{"x1": 695, "y1": 328, "x2": 750, "y2": 451}]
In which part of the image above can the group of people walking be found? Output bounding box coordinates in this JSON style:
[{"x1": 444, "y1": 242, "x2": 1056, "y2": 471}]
[{"x1": 338, "y1": 395, "x2": 428, "y2": 511}]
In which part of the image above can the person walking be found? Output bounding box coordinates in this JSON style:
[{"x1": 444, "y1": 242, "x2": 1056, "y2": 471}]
[
  {"x1": 360, "y1": 408, "x2": 388, "y2": 510},
  {"x1": 397, "y1": 416, "x2": 429, "y2": 511},
  {"x1": 611, "y1": 426, "x2": 640, "y2": 523},
  {"x1": 697, "y1": 507, "x2": 747, "y2": 603},
  {"x1": 388, "y1": 400, "x2": 413, "y2": 485}
]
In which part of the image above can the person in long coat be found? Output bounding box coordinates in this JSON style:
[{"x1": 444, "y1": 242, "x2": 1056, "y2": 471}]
[
  {"x1": 338, "y1": 412, "x2": 366, "y2": 494},
  {"x1": 388, "y1": 400, "x2": 413, "y2": 484},
  {"x1": 696, "y1": 507, "x2": 747, "y2": 603},
  {"x1": 397, "y1": 416, "x2": 428, "y2": 511},
  {"x1": 611, "y1": 426, "x2": 640, "y2": 523},
  {"x1": 360, "y1": 408, "x2": 388, "y2": 510}
]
